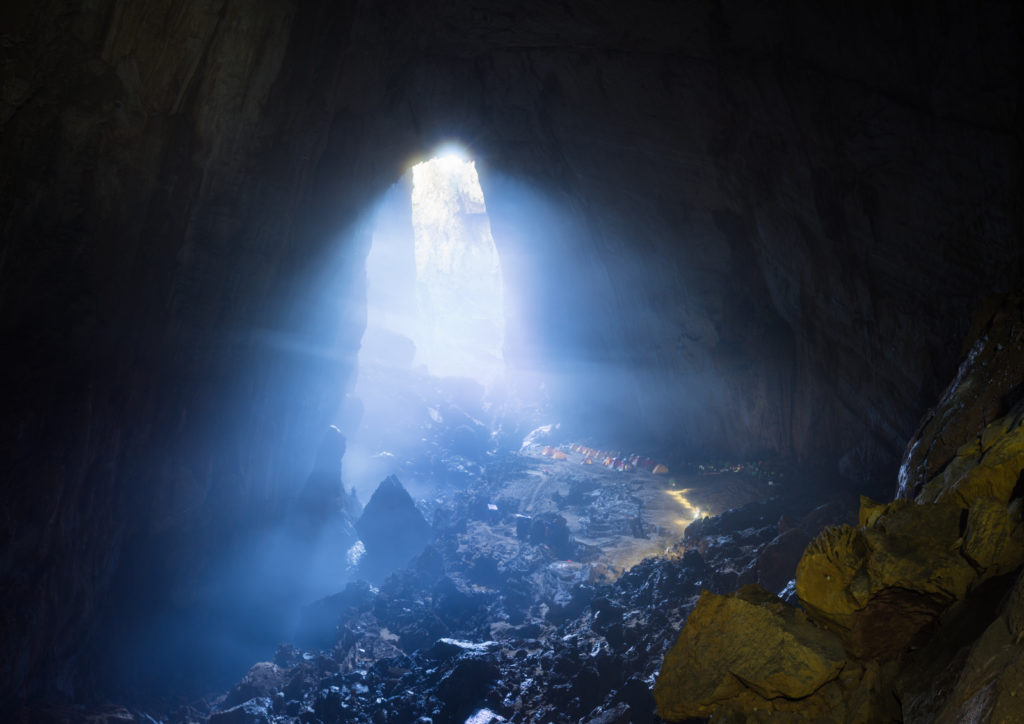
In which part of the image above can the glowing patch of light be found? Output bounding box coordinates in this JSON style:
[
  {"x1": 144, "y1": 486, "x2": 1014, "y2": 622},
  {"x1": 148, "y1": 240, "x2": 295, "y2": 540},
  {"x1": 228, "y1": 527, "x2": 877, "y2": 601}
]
[
  {"x1": 410, "y1": 156, "x2": 504, "y2": 381},
  {"x1": 432, "y1": 141, "x2": 467, "y2": 161},
  {"x1": 664, "y1": 488, "x2": 707, "y2": 533},
  {"x1": 465, "y1": 709, "x2": 506, "y2": 724},
  {"x1": 346, "y1": 540, "x2": 366, "y2": 568}
]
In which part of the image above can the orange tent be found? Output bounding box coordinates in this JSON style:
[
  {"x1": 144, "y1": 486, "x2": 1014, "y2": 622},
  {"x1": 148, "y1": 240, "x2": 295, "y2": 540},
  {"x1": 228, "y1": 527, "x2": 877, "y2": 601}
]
[{"x1": 653, "y1": 464, "x2": 670, "y2": 474}]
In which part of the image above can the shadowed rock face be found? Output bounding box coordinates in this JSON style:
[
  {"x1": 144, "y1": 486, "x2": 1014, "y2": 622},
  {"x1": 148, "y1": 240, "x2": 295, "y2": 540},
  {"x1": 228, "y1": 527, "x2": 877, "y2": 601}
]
[
  {"x1": 0, "y1": 0, "x2": 1020, "y2": 706},
  {"x1": 355, "y1": 476, "x2": 433, "y2": 578}
]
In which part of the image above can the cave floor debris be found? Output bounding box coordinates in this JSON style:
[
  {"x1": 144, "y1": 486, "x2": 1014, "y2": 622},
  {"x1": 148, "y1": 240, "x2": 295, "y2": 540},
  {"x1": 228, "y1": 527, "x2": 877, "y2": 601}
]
[
  {"x1": 67, "y1": 447, "x2": 837, "y2": 724},
  {"x1": 503, "y1": 446, "x2": 773, "y2": 576}
]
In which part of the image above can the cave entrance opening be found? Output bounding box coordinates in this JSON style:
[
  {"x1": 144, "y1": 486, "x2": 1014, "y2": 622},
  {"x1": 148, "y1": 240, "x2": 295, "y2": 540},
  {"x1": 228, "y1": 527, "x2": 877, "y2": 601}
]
[
  {"x1": 347, "y1": 152, "x2": 508, "y2": 499},
  {"x1": 362, "y1": 153, "x2": 505, "y2": 384},
  {"x1": 409, "y1": 154, "x2": 505, "y2": 380}
]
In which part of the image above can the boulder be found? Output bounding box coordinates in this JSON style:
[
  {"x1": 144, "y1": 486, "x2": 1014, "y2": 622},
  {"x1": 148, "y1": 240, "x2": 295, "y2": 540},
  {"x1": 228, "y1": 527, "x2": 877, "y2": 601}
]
[
  {"x1": 356, "y1": 475, "x2": 432, "y2": 575},
  {"x1": 528, "y1": 512, "x2": 572, "y2": 558},
  {"x1": 654, "y1": 585, "x2": 847, "y2": 720},
  {"x1": 582, "y1": 702, "x2": 632, "y2": 724},
  {"x1": 437, "y1": 658, "x2": 500, "y2": 720},
  {"x1": 796, "y1": 500, "x2": 976, "y2": 659}
]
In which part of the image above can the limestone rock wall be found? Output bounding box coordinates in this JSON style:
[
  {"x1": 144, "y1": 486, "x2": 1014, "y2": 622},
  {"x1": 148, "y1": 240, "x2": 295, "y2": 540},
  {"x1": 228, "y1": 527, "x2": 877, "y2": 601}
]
[{"x1": 1, "y1": 0, "x2": 1020, "y2": 704}]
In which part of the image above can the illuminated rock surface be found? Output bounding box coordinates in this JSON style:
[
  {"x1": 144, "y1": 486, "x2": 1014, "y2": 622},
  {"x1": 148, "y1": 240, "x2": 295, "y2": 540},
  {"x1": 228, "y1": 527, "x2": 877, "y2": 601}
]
[
  {"x1": 653, "y1": 585, "x2": 846, "y2": 719},
  {"x1": 795, "y1": 502, "x2": 976, "y2": 659},
  {"x1": 899, "y1": 295, "x2": 1024, "y2": 502},
  {"x1": 656, "y1": 296, "x2": 1024, "y2": 722}
]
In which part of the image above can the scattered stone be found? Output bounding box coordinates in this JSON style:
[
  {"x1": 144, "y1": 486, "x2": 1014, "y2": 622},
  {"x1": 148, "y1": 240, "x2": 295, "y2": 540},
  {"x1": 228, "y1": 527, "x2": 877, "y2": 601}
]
[
  {"x1": 221, "y1": 663, "x2": 286, "y2": 709},
  {"x1": 207, "y1": 697, "x2": 272, "y2": 724}
]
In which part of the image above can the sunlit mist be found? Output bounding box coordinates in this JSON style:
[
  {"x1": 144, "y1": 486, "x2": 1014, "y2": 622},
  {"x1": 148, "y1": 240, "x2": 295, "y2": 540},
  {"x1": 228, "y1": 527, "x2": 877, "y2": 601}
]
[{"x1": 410, "y1": 156, "x2": 504, "y2": 381}]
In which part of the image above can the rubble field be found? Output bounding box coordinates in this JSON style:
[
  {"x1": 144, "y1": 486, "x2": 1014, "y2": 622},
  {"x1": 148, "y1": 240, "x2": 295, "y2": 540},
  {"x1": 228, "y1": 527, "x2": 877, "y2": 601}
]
[{"x1": 147, "y1": 443, "x2": 850, "y2": 724}]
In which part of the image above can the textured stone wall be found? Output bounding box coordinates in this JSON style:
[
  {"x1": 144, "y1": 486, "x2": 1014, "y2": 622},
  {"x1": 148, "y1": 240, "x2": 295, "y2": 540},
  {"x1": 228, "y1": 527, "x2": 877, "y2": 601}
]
[{"x1": 0, "y1": 0, "x2": 1020, "y2": 703}]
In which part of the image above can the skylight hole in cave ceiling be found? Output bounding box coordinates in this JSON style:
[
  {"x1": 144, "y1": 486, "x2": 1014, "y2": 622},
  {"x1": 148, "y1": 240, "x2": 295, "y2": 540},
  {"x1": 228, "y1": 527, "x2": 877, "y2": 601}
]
[{"x1": 362, "y1": 154, "x2": 505, "y2": 385}]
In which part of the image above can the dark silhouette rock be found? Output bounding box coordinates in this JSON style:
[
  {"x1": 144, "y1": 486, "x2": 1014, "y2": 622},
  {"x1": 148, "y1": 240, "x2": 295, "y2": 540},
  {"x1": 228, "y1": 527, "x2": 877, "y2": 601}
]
[
  {"x1": 437, "y1": 658, "x2": 500, "y2": 721},
  {"x1": 356, "y1": 475, "x2": 433, "y2": 576},
  {"x1": 528, "y1": 512, "x2": 572, "y2": 558},
  {"x1": 295, "y1": 427, "x2": 348, "y2": 528},
  {"x1": 757, "y1": 527, "x2": 812, "y2": 595}
]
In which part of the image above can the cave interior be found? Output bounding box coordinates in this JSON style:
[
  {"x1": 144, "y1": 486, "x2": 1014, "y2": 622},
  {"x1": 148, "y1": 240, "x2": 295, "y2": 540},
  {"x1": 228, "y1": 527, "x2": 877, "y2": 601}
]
[{"x1": 2, "y1": 2, "x2": 1023, "y2": 723}]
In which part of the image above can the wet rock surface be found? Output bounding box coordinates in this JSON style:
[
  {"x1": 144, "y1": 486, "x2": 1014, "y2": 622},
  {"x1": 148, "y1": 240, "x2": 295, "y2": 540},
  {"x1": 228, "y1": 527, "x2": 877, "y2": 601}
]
[{"x1": 899, "y1": 294, "x2": 1024, "y2": 502}]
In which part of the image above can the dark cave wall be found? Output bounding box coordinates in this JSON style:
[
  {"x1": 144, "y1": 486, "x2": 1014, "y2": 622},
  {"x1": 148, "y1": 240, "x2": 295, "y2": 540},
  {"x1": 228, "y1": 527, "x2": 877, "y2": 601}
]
[{"x1": 1, "y1": 0, "x2": 1020, "y2": 704}]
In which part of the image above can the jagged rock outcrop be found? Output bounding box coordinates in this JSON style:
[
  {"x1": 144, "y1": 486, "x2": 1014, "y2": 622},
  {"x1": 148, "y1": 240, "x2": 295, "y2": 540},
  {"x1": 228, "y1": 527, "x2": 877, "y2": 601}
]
[
  {"x1": 898, "y1": 567, "x2": 1024, "y2": 723},
  {"x1": 915, "y1": 403, "x2": 1024, "y2": 509},
  {"x1": 791, "y1": 299, "x2": 1024, "y2": 663},
  {"x1": 222, "y1": 663, "x2": 287, "y2": 710},
  {"x1": 926, "y1": 570, "x2": 1024, "y2": 723},
  {"x1": 355, "y1": 475, "x2": 433, "y2": 577},
  {"x1": 899, "y1": 295, "x2": 1024, "y2": 501},
  {"x1": 656, "y1": 296, "x2": 1024, "y2": 722}
]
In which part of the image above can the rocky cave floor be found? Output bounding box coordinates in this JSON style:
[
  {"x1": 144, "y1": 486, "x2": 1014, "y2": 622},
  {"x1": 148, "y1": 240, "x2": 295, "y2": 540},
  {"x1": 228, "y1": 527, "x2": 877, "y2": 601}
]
[{"x1": 34, "y1": 444, "x2": 861, "y2": 724}]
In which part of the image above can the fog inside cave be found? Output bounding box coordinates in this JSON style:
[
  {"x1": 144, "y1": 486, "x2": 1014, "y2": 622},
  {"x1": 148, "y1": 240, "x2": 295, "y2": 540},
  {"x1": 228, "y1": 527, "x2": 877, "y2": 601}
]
[{"x1": 104, "y1": 151, "x2": 779, "y2": 714}]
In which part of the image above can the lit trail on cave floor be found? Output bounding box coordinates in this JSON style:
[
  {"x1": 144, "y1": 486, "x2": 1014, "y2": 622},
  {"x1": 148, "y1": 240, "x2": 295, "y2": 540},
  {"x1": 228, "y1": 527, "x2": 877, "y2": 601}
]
[
  {"x1": 663, "y1": 488, "x2": 708, "y2": 533},
  {"x1": 512, "y1": 446, "x2": 772, "y2": 579}
]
